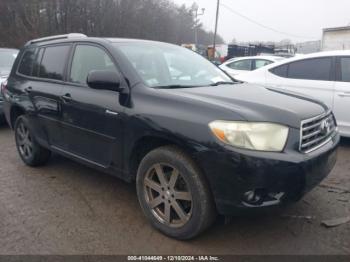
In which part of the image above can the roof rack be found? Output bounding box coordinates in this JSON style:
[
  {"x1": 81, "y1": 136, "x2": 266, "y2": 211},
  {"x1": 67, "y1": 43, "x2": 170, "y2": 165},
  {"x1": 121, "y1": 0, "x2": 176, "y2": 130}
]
[{"x1": 26, "y1": 33, "x2": 87, "y2": 45}]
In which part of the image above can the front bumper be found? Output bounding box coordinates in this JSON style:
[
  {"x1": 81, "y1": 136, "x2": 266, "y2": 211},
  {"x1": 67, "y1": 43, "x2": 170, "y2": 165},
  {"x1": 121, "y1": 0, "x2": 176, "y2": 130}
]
[{"x1": 195, "y1": 131, "x2": 340, "y2": 215}]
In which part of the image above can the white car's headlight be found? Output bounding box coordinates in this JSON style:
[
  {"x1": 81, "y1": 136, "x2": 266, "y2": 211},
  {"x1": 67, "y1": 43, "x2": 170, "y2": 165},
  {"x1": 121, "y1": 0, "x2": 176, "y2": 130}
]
[{"x1": 209, "y1": 121, "x2": 289, "y2": 152}]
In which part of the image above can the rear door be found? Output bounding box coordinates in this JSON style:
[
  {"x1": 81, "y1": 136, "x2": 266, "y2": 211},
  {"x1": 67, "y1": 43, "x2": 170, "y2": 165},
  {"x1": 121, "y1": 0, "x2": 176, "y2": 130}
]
[
  {"x1": 60, "y1": 43, "x2": 124, "y2": 168},
  {"x1": 280, "y1": 57, "x2": 335, "y2": 108},
  {"x1": 334, "y1": 56, "x2": 350, "y2": 136},
  {"x1": 18, "y1": 44, "x2": 71, "y2": 148}
]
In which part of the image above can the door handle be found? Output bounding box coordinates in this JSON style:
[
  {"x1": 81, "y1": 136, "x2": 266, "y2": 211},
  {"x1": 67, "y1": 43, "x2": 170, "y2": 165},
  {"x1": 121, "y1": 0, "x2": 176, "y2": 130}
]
[
  {"x1": 105, "y1": 109, "x2": 119, "y2": 116},
  {"x1": 61, "y1": 93, "x2": 72, "y2": 103},
  {"x1": 24, "y1": 86, "x2": 32, "y2": 93},
  {"x1": 337, "y1": 92, "x2": 350, "y2": 98}
]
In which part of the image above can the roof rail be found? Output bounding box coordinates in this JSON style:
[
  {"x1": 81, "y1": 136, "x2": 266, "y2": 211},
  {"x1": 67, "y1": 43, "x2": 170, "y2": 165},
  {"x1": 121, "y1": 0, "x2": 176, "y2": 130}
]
[{"x1": 26, "y1": 33, "x2": 87, "y2": 45}]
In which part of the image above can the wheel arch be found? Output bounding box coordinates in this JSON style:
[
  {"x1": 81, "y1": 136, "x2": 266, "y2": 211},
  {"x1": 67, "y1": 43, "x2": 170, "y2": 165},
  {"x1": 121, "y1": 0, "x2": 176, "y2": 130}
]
[
  {"x1": 127, "y1": 135, "x2": 200, "y2": 181},
  {"x1": 9, "y1": 105, "x2": 26, "y2": 129}
]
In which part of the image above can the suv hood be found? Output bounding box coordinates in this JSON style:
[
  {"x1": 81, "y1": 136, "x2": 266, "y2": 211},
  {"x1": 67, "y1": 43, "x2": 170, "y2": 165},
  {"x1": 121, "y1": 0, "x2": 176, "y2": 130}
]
[{"x1": 160, "y1": 84, "x2": 327, "y2": 129}]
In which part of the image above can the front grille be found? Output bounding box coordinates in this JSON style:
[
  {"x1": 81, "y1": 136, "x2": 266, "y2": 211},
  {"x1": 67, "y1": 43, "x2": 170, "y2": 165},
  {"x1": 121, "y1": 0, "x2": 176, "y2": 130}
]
[{"x1": 300, "y1": 111, "x2": 337, "y2": 153}]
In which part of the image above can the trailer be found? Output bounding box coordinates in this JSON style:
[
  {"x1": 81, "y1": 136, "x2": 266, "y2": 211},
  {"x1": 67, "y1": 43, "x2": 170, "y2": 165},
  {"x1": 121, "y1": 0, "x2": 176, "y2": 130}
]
[{"x1": 322, "y1": 26, "x2": 350, "y2": 51}]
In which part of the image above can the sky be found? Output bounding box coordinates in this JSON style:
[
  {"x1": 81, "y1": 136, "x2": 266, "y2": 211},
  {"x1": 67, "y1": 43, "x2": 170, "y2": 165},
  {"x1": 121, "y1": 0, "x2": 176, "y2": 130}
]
[{"x1": 172, "y1": 0, "x2": 350, "y2": 43}]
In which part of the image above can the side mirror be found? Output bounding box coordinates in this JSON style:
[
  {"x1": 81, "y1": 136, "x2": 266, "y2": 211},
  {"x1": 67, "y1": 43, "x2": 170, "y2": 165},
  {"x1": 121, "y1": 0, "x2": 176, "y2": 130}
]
[
  {"x1": 211, "y1": 60, "x2": 222, "y2": 66},
  {"x1": 87, "y1": 70, "x2": 123, "y2": 92}
]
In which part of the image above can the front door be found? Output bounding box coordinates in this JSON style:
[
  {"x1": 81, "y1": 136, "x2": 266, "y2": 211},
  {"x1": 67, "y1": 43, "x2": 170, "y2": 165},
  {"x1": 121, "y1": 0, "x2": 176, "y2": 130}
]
[
  {"x1": 60, "y1": 44, "x2": 124, "y2": 169},
  {"x1": 334, "y1": 56, "x2": 350, "y2": 136}
]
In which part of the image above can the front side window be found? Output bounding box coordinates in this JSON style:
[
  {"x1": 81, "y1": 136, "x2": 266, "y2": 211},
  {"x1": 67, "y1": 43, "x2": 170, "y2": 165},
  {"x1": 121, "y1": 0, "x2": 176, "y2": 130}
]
[
  {"x1": 255, "y1": 59, "x2": 272, "y2": 69},
  {"x1": 227, "y1": 59, "x2": 252, "y2": 71},
  {"x1": 70, "y1": 45, "x2": 117, "y2": 85},
  {"x1": 18, "y1": 49, "x2": 35, "y2": 76},
  {"x1": 287, "y1": 57, "x2": 332, "y2": 81},
  {"x1": 39, "y1": 45, "x2": 70, "y2": 81},
  {"x1": 116, "y1": 43, "x2": 232, "y2": 88},
  {"x1": 340, "y1": 57, "x2": 350, "y2": 82}
]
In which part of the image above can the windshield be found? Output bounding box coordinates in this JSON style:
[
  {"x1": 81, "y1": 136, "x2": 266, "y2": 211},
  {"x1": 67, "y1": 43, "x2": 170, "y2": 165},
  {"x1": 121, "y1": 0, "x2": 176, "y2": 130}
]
[
  {"x1": 0, "y1": 50, "x2": 18, "y2": 69},
  {"x1": 116, "y1": 43, "x2": 233, "y2": 88}
]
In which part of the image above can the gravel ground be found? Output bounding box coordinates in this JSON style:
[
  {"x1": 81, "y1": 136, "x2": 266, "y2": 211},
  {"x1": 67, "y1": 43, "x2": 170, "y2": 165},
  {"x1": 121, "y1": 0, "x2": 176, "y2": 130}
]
[{"x1": 0, "y1": 125, "x2": 349, "y2": 255}]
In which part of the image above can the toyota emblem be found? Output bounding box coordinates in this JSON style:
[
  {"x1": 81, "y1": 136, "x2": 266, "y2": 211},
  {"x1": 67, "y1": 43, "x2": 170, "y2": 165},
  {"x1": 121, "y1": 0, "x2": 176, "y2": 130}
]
[{"x1": 320, "y1": 119, "x2": 331, "y2": 135}]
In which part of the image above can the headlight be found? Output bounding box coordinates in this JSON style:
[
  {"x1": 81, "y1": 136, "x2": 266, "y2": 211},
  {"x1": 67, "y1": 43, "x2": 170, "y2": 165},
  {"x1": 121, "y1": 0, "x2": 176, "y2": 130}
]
[{"x1": 209, "y1": 121, "x2": 289, "y2": 152}]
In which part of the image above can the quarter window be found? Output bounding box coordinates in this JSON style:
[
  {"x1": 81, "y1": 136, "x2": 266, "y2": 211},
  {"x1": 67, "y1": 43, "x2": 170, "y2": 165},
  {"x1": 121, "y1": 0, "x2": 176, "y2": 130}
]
[
  {"x1": 270, "y1": 64, "x2": 288, "y2": 77},
  {"x1": 39, "y1": 45, "x2": 70, "y2": 81},
  {"x1": 287, "y1": 58, "x2": 332, "y2": 81},
  {"x1": 70, "y1": 45, "x2": 117, "y2": 85},
  {"x1": 227, "y1": 59, "x2": 252, "y2": 71},
  {"x1": 255, "y1": 59, "x2": 272, "y2": 69},
  {"x1": 340, "y1": 57, "x2": 350, "y2": 82},
  {"x1": 18, "y1": 49, "x2": 36, "y2": 76}
]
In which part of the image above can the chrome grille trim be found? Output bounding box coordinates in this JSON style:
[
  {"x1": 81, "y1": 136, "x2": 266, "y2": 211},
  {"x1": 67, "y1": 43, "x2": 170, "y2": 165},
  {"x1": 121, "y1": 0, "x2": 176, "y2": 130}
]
[{"x1": 299, "y1": 110, "x2": 337, "y2": 153}]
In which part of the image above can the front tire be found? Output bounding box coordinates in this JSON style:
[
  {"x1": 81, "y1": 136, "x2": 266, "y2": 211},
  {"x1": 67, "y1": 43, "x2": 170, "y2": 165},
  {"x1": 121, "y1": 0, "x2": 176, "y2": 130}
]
[
  {"x1": 14, "y1": 115, "x2": 51, "y2": 166},
  {"x1": 136, "y1": 146, "x2": 216, "y2": 239}
]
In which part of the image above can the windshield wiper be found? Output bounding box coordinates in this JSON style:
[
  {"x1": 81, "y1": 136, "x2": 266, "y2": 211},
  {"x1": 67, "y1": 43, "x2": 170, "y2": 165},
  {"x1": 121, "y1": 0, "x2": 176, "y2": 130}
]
[
  {"x1": 209, "y1": 81, "x2": 235, "y2": 86},
  {"x1": 153, "y1": 85, "x2": 201, "y2": 89}
]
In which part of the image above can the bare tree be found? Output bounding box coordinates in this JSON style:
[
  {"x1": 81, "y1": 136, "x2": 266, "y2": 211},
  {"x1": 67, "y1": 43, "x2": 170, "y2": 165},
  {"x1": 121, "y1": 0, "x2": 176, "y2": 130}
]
[{"x1": 0, "y1": 0, "x2": 225, "y2": 48}]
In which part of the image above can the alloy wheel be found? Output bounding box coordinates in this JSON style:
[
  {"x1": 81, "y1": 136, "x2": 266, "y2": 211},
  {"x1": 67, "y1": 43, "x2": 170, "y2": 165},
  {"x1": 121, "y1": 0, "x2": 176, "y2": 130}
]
[
  {"x1": 143, "y1": 163, "x2": 193, "y2": 228},
  {"x1": 16, "y1": 122, "x2": 33, "y2": 159}
]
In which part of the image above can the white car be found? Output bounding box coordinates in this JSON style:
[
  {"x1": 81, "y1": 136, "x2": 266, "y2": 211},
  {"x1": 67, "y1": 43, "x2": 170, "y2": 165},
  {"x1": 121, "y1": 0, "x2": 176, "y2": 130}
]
[
  {"x1": 0, "y1": 48, "x2": 18, "y2": 122},
  {"x1": 219, "y1": 55, "x2": 284, "y2": 77},
  {"x1": 235, "y1": 50, "x2": 350, "y2": 137}
]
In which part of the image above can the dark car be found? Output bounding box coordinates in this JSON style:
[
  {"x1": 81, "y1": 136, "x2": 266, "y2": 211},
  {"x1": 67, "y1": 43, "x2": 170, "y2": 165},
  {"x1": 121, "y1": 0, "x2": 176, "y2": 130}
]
[
  {"x1": 0, "y1": 48, "x2": 18, "y2": 122},
  {"x1": 1, "y1": 34, "x2": 339, "y2": 239}
]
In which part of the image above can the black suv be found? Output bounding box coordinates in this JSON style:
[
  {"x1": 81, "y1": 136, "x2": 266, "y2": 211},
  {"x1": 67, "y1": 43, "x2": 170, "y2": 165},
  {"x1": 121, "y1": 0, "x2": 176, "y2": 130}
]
[{"x1": 1, "y1": 34, "x2": 340, "y2": 239}]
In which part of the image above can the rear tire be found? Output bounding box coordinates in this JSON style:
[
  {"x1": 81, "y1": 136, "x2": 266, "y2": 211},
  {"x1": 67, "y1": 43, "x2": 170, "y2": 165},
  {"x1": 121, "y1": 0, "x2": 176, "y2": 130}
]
[
  {"x1": 14, "y1": 115, "x2": 51, "y2": 166},
  {"x1": 136, "y1": 146, "x2": 216, "y2": 239}
]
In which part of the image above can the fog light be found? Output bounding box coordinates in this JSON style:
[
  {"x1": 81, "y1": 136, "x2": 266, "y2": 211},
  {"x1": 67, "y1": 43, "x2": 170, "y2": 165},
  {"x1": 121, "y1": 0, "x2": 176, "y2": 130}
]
[{"x1": 243, "y1": 189, "x2": 266, "y2": 205}]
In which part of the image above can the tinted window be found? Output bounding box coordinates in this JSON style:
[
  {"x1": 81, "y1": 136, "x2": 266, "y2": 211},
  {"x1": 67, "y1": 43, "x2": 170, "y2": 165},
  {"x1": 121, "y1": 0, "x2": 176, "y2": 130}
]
[
  {"x1": 227, "y1": 59, "x2": 252, "y2": 70},
  {"x1": 288, "y1": 58, "x2": 332, "y2": 81},
  {"x1": 255, "y1": 59, "x2": 272, "y2": 69},
  {"x1": 70, "y1": 45, "x2": 117, "y2": 85},
  {"x1": 39, "y1": 45, "x2": 70, "y2": 80},
  {"x1": 340, "y1": 57, "x2": 350, "y2": 82},
  {"x1": 18, "y1": 49, "x2": 36, "y2": 76},
  {"x1": 270, "y1": 64, "x2": 288, "y2": 77},
  {"x1": 32, "y1": 48, "x2": 44, "y2": 77}
]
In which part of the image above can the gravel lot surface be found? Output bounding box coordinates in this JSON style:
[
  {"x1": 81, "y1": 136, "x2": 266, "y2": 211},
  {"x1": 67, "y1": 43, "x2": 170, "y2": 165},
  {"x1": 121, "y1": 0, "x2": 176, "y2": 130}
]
[{"x1": 0, "y1": 125, "x2": 349, "y2": 255}]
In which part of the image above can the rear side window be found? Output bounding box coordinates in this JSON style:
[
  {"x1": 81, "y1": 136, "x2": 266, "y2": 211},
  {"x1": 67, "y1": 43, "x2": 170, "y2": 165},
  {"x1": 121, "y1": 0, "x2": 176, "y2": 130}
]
[
  {"x1": 339, "y1": 57, "x2": 350, "y2": 82},
  {"x1": 288, "y1": 58, "x2": 332, "y2": 81},
  {"x1": 227, "y1": 59, "x2": 252, "y2": 70},
  {"x1": 32, "y1": 48, "x2": 44, "y2": 77},
  {"x1": 18, "y1": 48, "x2": 36, "y2": 76},
  {"x1": 39, "y1": 45, "x2": 70, "y2": 81},
  {"x1": 270, "y1": 64, "x2": 288, "y2": 77}
]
